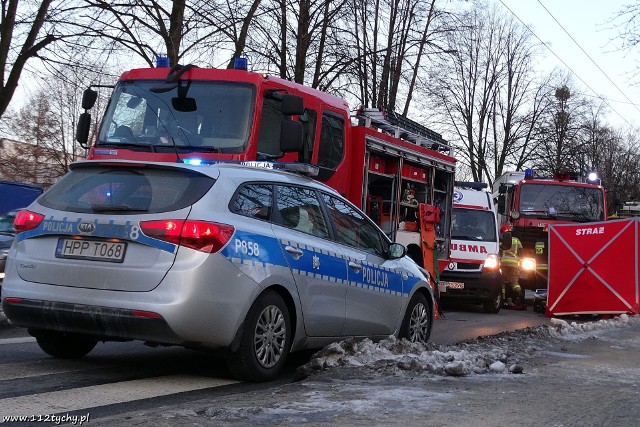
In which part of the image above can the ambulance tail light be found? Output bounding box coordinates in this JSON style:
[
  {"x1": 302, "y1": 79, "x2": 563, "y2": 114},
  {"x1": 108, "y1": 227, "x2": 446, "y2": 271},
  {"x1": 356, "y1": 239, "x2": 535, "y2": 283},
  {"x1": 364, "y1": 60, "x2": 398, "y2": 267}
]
[
  {"x1": 482, "y1": 253, "x2": 500, "y2": 271},
  {"x1": 13, "y1": 210, "x2": 45, "y2": 234},
  {"x1": 140, "y1": 220, "x2": 235, "y2": 253},
  {"x1": 520, "y1": 257, "x2": 536, "y2": 272}
]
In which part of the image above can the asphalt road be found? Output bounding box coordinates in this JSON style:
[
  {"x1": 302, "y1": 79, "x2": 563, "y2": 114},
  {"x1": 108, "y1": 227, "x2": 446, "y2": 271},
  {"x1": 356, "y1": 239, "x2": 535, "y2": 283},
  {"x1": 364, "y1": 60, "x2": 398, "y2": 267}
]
[{"x1": 0, "y1": 298, "x2": 557, "y2": 425}]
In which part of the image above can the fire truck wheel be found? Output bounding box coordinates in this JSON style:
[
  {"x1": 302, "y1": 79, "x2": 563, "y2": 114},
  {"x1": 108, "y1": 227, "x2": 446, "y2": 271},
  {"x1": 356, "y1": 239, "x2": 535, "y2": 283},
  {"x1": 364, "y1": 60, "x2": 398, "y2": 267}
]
[
  {"x1": 483, "y1": 292, "x2": 503, "y2": 314},
  {"x1": 399, "y1": 292, "x2": 432, "y2": 344}
]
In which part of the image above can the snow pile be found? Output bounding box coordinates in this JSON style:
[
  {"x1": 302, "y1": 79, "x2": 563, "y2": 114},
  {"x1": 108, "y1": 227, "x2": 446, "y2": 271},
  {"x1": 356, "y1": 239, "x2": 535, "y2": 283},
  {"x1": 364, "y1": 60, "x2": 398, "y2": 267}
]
[
  {"x1": 297, "y1": 315, "x2": 640, "y2": 379},
  {"x1": 548, "y1": 313, "x2": 640, "y2": 340}
]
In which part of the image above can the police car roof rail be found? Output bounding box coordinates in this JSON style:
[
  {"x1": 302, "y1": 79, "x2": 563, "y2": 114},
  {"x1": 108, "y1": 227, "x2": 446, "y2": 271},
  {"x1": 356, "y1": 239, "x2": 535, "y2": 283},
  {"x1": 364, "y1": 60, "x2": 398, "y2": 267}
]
[
  {"x1": 355, "y1": 107, "x2": 453, "y2": 156},
  {"x1": 182, "y1": 159, "x2": 319, "y2": 177}
]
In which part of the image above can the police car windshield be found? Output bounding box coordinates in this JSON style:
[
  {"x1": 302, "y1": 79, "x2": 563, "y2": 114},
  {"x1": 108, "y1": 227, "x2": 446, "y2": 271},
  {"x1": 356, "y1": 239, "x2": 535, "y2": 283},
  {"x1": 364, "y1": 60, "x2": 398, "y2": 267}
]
[
  {"x1": 519, "y1": 184, "x2": 604, "y2": 222},
  {"x1": 97, "y1": 80, "x2": 256, "y2": 154},
  {"x1": 451, "y1": 208, "x2": 496, "y2": 241}
]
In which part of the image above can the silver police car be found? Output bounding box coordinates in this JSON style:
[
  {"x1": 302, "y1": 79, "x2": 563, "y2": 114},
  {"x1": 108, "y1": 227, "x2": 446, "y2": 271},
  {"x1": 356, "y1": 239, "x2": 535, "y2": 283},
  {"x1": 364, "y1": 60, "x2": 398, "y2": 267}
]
[{"x1": 1, "y1": 160, "x2": 435, "y2": 381}]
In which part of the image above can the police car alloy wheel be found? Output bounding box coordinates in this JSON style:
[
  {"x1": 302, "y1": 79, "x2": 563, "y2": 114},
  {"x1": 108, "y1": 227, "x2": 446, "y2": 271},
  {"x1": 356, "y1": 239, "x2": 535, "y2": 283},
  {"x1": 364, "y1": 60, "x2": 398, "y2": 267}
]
[
  {"x1": 400, "y1": 292, "x2": 432, "y2": 343},
  {"x1": 227, "y1": 290, "x2": 292, "y2": 382},
  {"x1": 254, "y1": 304, "x2": 287, "y2": 368}
]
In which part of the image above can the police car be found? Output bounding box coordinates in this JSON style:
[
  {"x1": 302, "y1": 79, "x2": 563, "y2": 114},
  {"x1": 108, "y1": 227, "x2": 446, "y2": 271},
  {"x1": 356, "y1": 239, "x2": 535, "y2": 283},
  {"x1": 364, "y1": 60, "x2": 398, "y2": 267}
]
[{"x1": 1, "y1": 160, "x2": 435, "y2": 381}]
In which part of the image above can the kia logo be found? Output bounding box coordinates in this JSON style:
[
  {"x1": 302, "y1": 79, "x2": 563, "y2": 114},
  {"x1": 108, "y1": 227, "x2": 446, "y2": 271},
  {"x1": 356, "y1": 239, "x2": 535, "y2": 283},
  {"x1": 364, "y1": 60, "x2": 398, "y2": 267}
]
[{"x1": 78, "y1": 222, "x2": 96, "y2": 233}]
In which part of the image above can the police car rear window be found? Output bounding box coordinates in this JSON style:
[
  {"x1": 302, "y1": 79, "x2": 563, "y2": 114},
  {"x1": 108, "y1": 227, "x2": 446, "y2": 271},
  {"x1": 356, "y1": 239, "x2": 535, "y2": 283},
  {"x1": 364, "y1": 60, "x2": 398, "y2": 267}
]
[{"x1": 39, "y1": 165, "x2": 214, "y2": 214}]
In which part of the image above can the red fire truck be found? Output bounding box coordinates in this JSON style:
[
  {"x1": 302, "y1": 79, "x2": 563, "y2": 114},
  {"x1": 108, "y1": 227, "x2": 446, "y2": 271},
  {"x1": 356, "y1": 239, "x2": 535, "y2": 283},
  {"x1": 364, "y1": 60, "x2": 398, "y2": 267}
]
[
  {"x1": 493, "y1": 169, "x2": 607, "y2": 290},
  {"x1": 76, "y1": 60, "x2": 457, "y2": 282}
]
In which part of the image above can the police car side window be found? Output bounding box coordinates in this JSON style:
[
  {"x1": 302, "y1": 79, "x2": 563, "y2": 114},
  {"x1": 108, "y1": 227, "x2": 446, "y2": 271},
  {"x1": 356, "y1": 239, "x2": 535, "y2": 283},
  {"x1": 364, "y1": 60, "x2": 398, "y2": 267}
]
[
  {"x1": 320, "y1": 193, "x2": 386, "y2": 257},
  {"x1": 229, "y1": 183, "x2": 273, "y2": 221},
  {"x1": 274, "y1": 185, "x2": 329, "y2": 239}
]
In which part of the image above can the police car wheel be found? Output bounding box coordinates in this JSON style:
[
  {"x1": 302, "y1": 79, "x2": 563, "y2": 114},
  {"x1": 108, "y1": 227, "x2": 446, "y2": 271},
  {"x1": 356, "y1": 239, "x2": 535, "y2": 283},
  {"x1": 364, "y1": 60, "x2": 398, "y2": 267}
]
[
  {"x1": 483, "y1": 292, "x2": 503, "y2": 314},
  {"x1": 228, "y1": 290, "x2": 291, "y2": 382},
  {"x1": 399, "y1": 292, "x2": 432, "y2": 344},
  {"x1": 33, "y1": 331, "x2": 97, "y2": 359}
]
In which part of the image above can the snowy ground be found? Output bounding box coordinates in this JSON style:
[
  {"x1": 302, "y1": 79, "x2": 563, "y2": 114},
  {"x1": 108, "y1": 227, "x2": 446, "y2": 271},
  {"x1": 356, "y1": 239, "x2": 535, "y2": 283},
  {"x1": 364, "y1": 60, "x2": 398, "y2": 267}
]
[{"x1": 93, "y1": 315, "x2": 640, "y2": 426}]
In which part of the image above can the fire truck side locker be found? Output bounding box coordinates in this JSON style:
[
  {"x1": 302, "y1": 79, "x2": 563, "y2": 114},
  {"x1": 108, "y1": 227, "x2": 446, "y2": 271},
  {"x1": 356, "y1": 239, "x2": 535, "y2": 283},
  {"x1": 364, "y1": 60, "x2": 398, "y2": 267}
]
[{"x1": 349, "y1": 124, "x2": 455, "y2": 280}]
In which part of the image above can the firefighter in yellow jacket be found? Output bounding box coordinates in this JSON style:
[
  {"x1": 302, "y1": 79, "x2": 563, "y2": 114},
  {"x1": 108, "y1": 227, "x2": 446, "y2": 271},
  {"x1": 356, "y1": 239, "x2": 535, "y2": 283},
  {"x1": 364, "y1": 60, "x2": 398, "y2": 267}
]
[{"x1": 500, "y1": 223, "x2": 525, "y2": 309}]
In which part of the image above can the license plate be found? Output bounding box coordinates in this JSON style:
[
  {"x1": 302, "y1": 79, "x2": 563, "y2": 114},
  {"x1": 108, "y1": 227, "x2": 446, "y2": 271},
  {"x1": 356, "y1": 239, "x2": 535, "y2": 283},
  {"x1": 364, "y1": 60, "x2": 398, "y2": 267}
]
[
  {"x1": 440, "y1": 281, "x2": 465, "y2": 290},
  {"x1": 55, "y1": 238, "x2": 127, "y2": 263}
]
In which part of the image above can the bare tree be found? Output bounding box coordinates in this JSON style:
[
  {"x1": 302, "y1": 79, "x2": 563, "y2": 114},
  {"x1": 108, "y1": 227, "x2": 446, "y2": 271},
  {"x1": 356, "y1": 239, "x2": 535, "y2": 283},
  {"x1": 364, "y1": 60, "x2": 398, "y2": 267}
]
[
  {"x1": 428, "y1": 5, "x2": 527, "y2": 184},
  {"x1": 612, "y1": 1, "x2": 640, "y2": 83},
  {"x1": 0, "y1": 0, "x2": 84, "y2": 120},
  {"x1": 532, "y1": 78, "x2": 595, "y2": 176},
  {"x1": 2, "y1": 60, "x2": 105, "y2": 185}
]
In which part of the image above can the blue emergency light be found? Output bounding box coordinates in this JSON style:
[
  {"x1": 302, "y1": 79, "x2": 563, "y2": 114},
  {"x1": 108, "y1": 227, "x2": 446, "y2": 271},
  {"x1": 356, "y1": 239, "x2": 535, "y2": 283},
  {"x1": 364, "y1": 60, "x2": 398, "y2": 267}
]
[
  {"x1": 156, "y1": 55, "x2": 170, "y2": 68},
  {"x1": 183, "y1": 158, "x2": 203, "y2": 165},
  {"x1": 234, "y1": 57, "x2": 248, "y2": 71},
  {"x1": 524, "y1": 168, "x2": 534, "y2": 179}
]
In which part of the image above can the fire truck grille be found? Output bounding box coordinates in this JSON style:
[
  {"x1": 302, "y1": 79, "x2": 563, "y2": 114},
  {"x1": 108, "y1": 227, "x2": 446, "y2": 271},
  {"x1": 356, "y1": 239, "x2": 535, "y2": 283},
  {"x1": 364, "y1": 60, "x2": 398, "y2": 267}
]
[{"x1": 512, "y1": 226, "x2": 548, "y2": 252}]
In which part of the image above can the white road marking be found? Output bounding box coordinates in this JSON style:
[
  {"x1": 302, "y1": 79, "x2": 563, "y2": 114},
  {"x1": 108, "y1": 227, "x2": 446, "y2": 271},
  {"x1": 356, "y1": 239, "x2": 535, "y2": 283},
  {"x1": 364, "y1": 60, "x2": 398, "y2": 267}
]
[
  {"x1": 0, "y1": 375, "x2": 238, "y2": 417},
  {"x1": 0, "y1": 358, "x2": 114, "y2": 381},
  {"x1": 0, "y1": 336, "x2": 36, "y2": 345}
]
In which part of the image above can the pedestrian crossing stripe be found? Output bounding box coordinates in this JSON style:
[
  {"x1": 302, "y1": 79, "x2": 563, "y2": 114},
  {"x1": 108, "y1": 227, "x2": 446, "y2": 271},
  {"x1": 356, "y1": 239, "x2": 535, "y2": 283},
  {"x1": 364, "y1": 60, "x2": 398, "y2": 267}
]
[{"x1": 0, "y1": 374, "x2": 238, "y2": 417}]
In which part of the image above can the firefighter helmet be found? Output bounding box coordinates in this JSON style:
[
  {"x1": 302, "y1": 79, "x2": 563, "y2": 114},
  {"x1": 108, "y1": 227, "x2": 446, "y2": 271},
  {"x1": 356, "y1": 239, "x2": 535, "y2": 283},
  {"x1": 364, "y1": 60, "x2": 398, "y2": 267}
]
[{"x1": 500, "y1": 223, "x2": 512, "y2": 233}]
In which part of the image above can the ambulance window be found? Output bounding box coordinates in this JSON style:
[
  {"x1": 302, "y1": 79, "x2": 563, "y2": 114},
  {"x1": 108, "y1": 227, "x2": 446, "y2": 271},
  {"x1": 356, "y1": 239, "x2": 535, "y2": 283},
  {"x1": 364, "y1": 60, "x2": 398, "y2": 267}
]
[
  {"x1": 230, "y1": 183, "x2": 273, "y2": 221},
  {"x1": 321, "y1": 193, "x2": 386, "y2": 257},
  {"x1": 318, "y1": 112, "x2": 344, "y2": 170}
]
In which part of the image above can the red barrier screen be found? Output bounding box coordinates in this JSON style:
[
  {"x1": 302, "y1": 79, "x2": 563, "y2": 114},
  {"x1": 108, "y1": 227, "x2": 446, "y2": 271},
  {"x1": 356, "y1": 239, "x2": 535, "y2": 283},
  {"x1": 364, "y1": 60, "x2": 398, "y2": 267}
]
[{"x1": 547, "y1": 218, "x2": 639, "y2": 316}]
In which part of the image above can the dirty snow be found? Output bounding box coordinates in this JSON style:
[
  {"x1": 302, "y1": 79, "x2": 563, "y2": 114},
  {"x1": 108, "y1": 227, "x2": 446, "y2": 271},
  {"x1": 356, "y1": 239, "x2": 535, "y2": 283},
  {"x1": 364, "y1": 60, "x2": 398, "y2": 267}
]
[
  {"x1": 296, "y1": 314, "x2": 640, "y2": 379},
  {"x1": 95, "y1": 314, "x2": 640, "y2": 426}
]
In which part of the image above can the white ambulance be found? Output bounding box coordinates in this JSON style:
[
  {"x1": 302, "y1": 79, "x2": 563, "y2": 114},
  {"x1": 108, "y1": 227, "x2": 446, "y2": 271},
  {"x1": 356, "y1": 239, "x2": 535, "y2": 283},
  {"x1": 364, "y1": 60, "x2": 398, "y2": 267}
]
[{"x1": 438, "y1": 182, "x2": 503, "y2": 313}]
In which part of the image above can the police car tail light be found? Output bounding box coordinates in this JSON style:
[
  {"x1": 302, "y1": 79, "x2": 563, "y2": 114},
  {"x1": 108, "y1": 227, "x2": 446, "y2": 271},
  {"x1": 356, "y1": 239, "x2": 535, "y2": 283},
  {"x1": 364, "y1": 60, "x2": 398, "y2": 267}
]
[
  {"x1": 13, "y1": 210, "x2": 44, "y2": 234},
  {"x1": 140, "y1": 220, "x2": 235, "y2": 253},
  {"x1": 482, "y1": 253, "x2": 499, "y2": 271}
]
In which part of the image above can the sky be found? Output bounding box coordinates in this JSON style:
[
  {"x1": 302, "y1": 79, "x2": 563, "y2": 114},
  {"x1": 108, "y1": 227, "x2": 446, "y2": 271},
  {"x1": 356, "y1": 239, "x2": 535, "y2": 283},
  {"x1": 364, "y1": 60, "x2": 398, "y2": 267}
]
[{"x1": 498, "y1": 0, "x2": 640, "y2": 128}]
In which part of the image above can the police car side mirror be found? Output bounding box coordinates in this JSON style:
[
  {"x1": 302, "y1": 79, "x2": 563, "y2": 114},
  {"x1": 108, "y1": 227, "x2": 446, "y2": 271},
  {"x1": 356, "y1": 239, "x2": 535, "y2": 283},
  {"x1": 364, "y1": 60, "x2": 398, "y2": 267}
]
[
  {"x1": 500, "y1": 231, "x2": 512, "y2": 251},
  {"x1": 388, "y1": 243, "x2": 406, "y2": 260}
]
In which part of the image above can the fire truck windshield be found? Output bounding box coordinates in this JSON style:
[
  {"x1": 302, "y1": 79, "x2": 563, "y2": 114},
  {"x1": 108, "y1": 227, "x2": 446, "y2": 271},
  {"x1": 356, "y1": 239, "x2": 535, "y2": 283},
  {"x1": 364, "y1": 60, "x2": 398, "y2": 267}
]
[
  {"x1": 519, "y1": 183, "x2": 604, "y2": 222},
  {"x1": 97, "y1": 80, "x2": 256, "y2": 153}
]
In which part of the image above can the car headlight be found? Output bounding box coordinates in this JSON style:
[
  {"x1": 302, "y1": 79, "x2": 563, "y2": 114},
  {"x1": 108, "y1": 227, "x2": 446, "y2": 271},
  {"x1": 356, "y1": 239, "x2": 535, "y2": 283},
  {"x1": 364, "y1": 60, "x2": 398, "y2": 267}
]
[
  {"x1": 483, "y1": 253, "x2": 499, "y2": 271},
  {"x1": 520, "y1": 257, "x2": 536, "y2": 272}
]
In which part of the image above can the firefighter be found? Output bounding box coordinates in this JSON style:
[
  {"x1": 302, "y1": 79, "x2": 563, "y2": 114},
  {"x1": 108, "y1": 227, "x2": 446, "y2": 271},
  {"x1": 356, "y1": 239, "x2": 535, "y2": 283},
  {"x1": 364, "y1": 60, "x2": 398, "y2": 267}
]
[{"x1": 500, "y1": 223, "x2": 525, "y2": 309}]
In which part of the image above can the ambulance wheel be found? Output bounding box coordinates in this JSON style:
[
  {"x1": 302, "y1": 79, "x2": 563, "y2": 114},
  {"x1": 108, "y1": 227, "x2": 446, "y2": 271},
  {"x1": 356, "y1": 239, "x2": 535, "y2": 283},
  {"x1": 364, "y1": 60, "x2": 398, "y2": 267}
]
[
  {"x1": 227, "y1": 290, "x2": 291, "y2": 382},
  {"x1": 399, "y1": 292, "x2": 432, "y2": 344},
  {"x1": 483, "y1": 292, "x2": 503, "y2": 314},
  {"x1": 32, "y1": 330, "x2": 97, "y2": 358}
]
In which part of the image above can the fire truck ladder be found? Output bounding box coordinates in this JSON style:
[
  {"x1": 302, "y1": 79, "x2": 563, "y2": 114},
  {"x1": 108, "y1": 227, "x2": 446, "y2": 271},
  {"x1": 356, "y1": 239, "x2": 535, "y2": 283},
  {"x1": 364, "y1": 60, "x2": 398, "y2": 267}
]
[{"x1": 356, "y1": 107, "x2": 453, "y2": 156}]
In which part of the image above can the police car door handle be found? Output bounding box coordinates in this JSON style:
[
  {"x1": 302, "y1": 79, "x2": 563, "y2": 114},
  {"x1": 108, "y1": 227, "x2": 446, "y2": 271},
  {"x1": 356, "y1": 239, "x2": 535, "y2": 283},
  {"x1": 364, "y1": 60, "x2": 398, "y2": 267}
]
[
  {"x1": 348, "y1": 261, "x2": 362, "y2": 272},
  {"x1": 285, "y1": 246, "x2": 304, "y2": 259}
]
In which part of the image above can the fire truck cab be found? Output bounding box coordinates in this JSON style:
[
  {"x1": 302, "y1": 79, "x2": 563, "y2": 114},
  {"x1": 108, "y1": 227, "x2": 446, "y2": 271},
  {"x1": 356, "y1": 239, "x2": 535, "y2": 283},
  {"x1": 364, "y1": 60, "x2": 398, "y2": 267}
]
[
  {"x1": 493, "y1": 169, "x2": 607, "y2": 290},
  {"x1": 76, "y1": 60, "x2": 456, "y2": 283}
]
